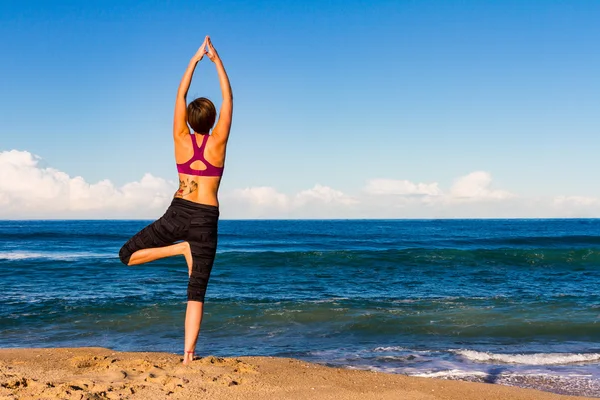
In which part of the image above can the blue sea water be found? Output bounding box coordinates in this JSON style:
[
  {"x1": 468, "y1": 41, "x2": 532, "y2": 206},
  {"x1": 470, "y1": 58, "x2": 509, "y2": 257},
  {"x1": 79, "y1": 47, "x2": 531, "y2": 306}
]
[{"x1": 1, "y1": 219, "x2": 600, "y2": 396}]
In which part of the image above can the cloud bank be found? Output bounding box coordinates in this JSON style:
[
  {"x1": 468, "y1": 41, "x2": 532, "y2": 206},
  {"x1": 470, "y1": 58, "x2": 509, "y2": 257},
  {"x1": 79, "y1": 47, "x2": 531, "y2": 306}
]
[
  {"x1": 0, "y1": 150, "x2": 175, "y2": 219},
  {"x1": 0, "y1": 150, "x2": 598, "y2": 219}
]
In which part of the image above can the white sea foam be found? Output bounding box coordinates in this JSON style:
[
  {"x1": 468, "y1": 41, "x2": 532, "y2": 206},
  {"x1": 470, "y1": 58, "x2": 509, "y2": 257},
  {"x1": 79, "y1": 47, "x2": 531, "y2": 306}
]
[
  {"x1": 372, "y1": 346, "x2": 434, "y2": 354},
  {"x1": 453, "y1": 349, "x2": 600, "y2": 365},
  {"x1": 409, "y1": 369, "x2": 600, "y2": 397},
  {"x1": 413, "y1": 369, "x2": 488, "y2": 378},
  {"x1": 373, "y1": 346, "x2": 408, "y2": 352},
  {"x1": 0, "y1": 251, "x2": 110, "y2": 261},
  {"x1": 376, "y1": 355, "x2": 421, "y2": 361}
]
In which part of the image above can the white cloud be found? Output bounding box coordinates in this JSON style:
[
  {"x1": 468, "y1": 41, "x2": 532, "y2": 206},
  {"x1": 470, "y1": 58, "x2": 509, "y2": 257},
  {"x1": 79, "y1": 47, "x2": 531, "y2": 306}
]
[
  {"x1": 1, "y1": 149, "x2": 599, "y2": 219},
  {"x1": 359, "y1": 171, "x2": 599, "y2": 218},
  {"x1": 551, "y1": 196, "x2": 600, "y2": 218},
  {"x1": 0, "y1": 150, "x2": 360, "y2": 219},
  {"x1": 233, "y1": 186, "x2": 289, "y2": 209},
  {"x1": 362, "y1": 171, "x2": 515, "y2": 205},
  {"x1": 0, "y1": 150, "x2": 175, "y2": 219},
  {"x1": 295, "y1": 184, "x2": 358, "y2": 206},
  {"x1": 364, "y1": 178, "x2": 442, "y2": 196},
  {"x1": 224, "y1": 184, "x2": 358, "y2": 218},
  {"x1": 449, "y1": 171, "x2": 515, "y2": 201},
  {"x1": 554, "y1": 196, "x2": 600, "y2": 207}
]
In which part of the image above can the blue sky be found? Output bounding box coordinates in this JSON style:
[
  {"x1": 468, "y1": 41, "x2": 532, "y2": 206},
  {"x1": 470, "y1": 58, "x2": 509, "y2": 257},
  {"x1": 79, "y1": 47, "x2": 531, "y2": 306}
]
[{"x1": 1, "y1": 0, "x2": 599, "y2": 218}]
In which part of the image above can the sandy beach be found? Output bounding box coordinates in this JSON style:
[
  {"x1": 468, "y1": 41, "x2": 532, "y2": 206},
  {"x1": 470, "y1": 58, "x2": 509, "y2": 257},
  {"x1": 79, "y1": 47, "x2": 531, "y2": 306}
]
[{"x1": 0, "y1": 348, "x2": 594, "y2": 400}]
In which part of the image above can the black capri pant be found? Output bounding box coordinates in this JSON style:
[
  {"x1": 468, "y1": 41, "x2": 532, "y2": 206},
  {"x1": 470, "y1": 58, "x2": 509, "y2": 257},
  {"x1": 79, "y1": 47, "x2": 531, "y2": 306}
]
[{"x1": 119, "y1": 198, "x2": 219, "y2": 302}]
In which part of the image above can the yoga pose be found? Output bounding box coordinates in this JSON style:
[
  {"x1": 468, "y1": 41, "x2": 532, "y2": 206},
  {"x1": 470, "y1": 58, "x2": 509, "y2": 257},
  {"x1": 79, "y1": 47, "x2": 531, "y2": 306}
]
[{"x1": 119, "y1": 36, "x2": 232, "y2": 364}]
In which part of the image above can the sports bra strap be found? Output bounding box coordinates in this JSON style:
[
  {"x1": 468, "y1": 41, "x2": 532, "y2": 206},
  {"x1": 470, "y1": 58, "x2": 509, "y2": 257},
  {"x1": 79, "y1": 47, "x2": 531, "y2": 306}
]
[
  {"x1": 198, "y1": 133, "x2": 209, "y2": 152},
  {"x1": 176, "y1": 134, "x2": 224, "y2": 177}
]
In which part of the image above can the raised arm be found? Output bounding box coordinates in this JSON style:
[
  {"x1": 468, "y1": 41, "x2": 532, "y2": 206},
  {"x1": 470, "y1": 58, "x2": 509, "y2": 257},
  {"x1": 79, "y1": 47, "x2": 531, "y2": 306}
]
[
  {"x1": 173, "y1": 38, "x2": 207, "y2": 138},
  {"x1": 205, "y1": 37, "x2": 233, "y2": 143}
]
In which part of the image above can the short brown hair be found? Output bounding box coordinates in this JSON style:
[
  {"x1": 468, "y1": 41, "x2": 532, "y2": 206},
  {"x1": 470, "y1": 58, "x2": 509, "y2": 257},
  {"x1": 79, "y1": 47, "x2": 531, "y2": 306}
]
[{"x1": 187, "y1": 97, "x2": 216, "y2": 133}]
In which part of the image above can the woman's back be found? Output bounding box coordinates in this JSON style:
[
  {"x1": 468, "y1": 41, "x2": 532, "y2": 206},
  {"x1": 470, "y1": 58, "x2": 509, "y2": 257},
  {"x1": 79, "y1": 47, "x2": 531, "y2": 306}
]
[{"x1": 174, "y1": 132, "x2": 227, "y2": 206}]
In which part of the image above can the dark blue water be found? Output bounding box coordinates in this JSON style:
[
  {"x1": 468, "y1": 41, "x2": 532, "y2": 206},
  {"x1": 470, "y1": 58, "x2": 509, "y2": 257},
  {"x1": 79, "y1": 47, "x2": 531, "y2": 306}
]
[{"x1": 1, "y1": 220, "x2": 600, "y2": 396}]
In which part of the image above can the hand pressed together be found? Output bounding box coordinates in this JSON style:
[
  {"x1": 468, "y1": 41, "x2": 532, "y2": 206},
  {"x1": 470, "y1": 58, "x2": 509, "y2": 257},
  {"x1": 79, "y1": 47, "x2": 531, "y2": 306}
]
[
  {"x1": 204, "y1": 36, "x2": 220, "y2": 63},
  {"x1": 192, "y1": 36, "x2": 220, "y2": 63}
]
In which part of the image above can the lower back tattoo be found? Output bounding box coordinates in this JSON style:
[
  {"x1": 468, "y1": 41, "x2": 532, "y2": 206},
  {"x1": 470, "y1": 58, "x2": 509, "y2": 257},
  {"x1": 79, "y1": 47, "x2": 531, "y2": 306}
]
[{"x1": 175, "y1": 179, "x2": 199, "y2": 198}]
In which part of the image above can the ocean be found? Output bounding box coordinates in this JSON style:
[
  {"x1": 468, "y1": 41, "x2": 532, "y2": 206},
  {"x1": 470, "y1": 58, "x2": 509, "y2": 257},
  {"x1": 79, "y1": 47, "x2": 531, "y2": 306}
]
[{"x1": 1, "y1": 219, "x2": 599, "y2": 397}]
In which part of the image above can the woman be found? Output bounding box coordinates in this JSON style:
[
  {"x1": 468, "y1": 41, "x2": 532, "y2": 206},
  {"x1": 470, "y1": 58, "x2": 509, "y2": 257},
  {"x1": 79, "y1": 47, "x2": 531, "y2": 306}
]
[{"x1": 118, "y1": 36, "x2": 232, "y2": 365}]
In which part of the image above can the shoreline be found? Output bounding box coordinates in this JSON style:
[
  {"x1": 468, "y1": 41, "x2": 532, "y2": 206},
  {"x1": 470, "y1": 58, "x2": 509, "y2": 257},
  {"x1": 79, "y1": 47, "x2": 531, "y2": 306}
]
[{"x1": 0, "y1": 347, "x2": 595, "y2": 400}]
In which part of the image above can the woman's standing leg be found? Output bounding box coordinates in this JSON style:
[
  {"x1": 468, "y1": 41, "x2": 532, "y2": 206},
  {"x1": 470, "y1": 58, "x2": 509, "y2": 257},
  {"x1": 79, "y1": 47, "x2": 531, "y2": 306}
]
[
  {"x1": 183, "y1": 250, "x2": 216, "y2": 364},
  {"x1": 184, "y1": 300, "x2": 204, "y2": 364},
  {"x1": 182, "y1": 207, "x2": 219, "y2": 364}
]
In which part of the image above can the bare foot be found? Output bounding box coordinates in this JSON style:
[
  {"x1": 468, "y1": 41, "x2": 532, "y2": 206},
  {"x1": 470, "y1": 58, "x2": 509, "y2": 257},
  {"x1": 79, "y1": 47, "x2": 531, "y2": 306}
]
[
  {"x1": 182, "y1": 351, "x2": 195, "y2": 365},
  {"x1": 180, "y1": 241, "x2": 193, "y2": 277}
]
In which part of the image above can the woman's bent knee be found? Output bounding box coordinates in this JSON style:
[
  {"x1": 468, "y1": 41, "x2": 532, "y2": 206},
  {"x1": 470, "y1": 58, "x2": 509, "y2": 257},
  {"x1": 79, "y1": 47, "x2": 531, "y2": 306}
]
[{"x1": 119, "y1": 245, "x2": 132, "y2": 265}]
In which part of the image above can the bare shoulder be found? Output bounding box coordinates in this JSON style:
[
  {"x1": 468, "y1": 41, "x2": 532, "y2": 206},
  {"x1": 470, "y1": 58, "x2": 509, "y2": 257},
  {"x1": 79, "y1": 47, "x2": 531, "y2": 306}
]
[
  {"x1": 174, "y1": 132, "x2": 193, "y2": 151},
  {"x1": 174, "y1": 131, "x2": 192, "y2": 142},
  {"x1": 208, "y1": 132, "x2": 227, "y2": 148}
]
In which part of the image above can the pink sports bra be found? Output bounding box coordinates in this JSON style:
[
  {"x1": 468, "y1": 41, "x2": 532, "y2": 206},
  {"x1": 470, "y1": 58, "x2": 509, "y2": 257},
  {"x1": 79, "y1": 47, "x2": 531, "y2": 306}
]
[{"x1": 176, "y1": 134, "x2": 224, "y2": 177}]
